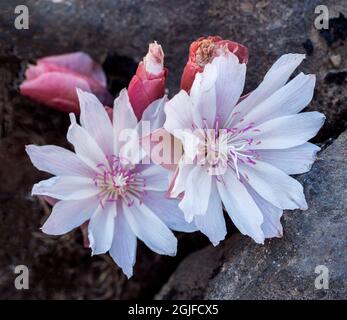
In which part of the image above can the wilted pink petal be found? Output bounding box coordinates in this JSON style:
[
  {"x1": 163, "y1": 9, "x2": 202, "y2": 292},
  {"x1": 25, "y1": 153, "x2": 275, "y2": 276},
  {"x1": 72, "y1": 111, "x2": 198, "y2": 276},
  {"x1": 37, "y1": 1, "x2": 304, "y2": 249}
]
[
  {"x1": 20, "y1": 52, "x2": 113, "y2": 114},
  {"x1": 38, "y1": 52, "x2": 107, "y2": 87}
]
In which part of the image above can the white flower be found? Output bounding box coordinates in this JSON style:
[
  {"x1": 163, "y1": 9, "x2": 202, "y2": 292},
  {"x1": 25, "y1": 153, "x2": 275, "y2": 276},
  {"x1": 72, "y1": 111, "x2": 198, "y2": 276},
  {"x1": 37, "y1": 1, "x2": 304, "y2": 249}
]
[
  {"x1": 26, "y1": 88, "x2": 195, "y2": 278},
  {"x1": 164, "y1": 52, "x2": 325, "y2": 245}
]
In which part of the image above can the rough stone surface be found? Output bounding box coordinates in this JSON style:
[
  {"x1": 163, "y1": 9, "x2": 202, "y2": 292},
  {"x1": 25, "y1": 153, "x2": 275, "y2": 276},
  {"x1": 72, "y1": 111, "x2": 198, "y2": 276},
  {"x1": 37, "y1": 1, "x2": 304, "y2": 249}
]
[
  {"x1": 157, "y1": 131, "x2": 347, "y2": 300},
  {"x1": 0, "y1": 0, "x2": 346, "y2": 299}
]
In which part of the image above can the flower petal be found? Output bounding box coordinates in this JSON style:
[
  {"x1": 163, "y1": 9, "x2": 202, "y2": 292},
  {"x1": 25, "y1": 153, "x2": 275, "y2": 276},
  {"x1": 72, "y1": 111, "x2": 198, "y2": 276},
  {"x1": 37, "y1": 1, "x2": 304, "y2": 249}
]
[
  {"x1": 140, "y1": 164, "x2": 169, "y2": 192},
  {"x1": 141, "y1": 128, "x2": 182, "y2": 171},
  {"x1": 42, "y1": 197, "x2": 98, "y2": 235},
  {"x1": 32, "y1": 176, "x2": 99, "y2": 200},
  {"x1": 241, "y1": 112, "x2": 325, "y2": 150},
  {"x1": 239, "y1": 73, "x2": 316, "y2": 126},
  {"x1": 216, "y1": 169, "x2": 264, "y2": 243},
  {"x1": 169, "y1": 162, "x2": 194, "y2": 198},
  {"x1": 190, "y1": 63, "x2": 217, "y2": 128},
  {"x1": 179, "y1": 166, "x2": 212, "y2": 222},
  {"x1": 67, "y1": 113, "x2": 109, "y2": 169},
  {"x1": 227, "y1": 53, "x2": 305, "y2": 126},
  {"x1": 39, "y1": 52, "x2": 107, "y2": 87},
  {"x1": 124, "y1": 201, "x2": 177, "y2": 256},
  {"x1": 77, "y1": 89, "x2": 114, "y2": 157},
  {"x1": 164, "y1": 90, "x2": 195, "y2": 134},
  {"x1": 113, "y1": 89, "x2": 138, "y2": 155},
  {"x1": 194, "y1": 179, "x2": 226, "y2": 245},
  {"x1": 26, "y1": 144, "x2": 95, "y2": 177},
  {"x1": 88, "y1": 201, "x2": 116, "y2": 255},
  {"x1": 140, "y1": 96, "x2": 168, "y2": 132},
  {"x1": 257, "y1": 142, "x2": 320, "y2": 174},
  {"x1": 109, "y1": 207, "x2": 137, "y2": 278},
  {"x1": 245, "y1": 183, "x2": 283, "y2": 238},
  {"x1": 239, "y1": 160, "x2": 307, "y2": 210},
  {"x1": 143, "y1": 191, "x2": 197, "y2": 232},
  {"x1": 212, "y1": 52, "x2": 246, "y2": 125}
]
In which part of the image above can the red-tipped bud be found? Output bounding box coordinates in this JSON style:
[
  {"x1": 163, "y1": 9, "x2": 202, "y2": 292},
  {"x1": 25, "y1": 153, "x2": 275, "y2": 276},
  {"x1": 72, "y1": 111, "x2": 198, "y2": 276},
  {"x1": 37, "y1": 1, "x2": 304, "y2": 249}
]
[
  {"x1": 181, "y1": 36, "x2": 249, "y2": 92},
  {"x1": 128, "y1": 41, "x2": 168, "y2": 120}
]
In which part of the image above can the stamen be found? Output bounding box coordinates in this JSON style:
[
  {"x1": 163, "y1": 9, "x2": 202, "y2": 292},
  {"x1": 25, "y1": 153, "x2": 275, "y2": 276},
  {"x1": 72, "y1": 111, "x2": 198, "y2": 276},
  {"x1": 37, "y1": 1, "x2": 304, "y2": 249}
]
[{"x1": 93, "y1": 155, "x2": 146, "y2": 208}]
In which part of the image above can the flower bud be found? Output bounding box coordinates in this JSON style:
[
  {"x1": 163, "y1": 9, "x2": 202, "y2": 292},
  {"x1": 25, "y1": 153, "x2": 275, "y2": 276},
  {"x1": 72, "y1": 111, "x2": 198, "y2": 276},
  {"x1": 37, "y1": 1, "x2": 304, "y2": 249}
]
[
  {"x1": 128, "y1": 41, "x2": 168, "y2": 119},
  {"x1": 181, "y1": 36, "x2": 249, "y2": 92}
]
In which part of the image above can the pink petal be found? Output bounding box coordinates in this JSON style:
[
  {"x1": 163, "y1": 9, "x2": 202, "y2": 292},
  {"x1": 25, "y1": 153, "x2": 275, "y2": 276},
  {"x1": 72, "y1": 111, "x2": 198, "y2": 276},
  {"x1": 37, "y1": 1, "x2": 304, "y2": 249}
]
[
  {"x1": 141, "y1": 128, "x2": 181, "y2": 171},
  {"x1": 39, "y1": 52, "x2": 107, "y2": 87}
]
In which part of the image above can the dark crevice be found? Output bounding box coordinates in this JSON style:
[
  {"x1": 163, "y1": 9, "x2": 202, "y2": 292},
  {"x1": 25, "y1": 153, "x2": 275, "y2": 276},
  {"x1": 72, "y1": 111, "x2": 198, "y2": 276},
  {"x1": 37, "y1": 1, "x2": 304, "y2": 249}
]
[
  {"x1": 319, "y1": 13, "x2": 347, "y2": 47},
  {"x1": 325, "y1": 71, "x2": 347, "y2": 85},
  {"x1": 102, "y1": 53, "x2": 138, "y2": 97}
]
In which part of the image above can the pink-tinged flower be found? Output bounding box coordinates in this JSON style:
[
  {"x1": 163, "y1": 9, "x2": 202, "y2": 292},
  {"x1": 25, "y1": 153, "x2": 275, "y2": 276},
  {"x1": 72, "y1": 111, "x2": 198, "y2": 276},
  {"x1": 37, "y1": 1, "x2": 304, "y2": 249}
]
[
  {"x1": 164, "y1": 52, "x2": 325, "y2": 245},
  {"x1": 128, "y1": 42, "x2": 168, "y2": 120},
  {"x1": 20, "y1": 52, "x2": 113, "y2": 114},
  {"x1": 26, "y1": 89, "x2": 195, "y2": 278},
  {"x1": 181, "y1": 36, "x2": 249, "y2": 92}
]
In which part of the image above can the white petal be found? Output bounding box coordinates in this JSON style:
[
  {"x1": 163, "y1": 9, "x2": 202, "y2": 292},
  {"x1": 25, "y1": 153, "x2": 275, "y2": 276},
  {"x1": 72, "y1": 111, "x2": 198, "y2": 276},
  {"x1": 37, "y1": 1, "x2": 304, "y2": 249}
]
[
  {"x1": 140, "y1": 96, "x2": 168, "y2": 132},
  {"x1": 245, "y1": 184, "x2": 283, "y2": 238},
  {"x1": 143, "y1": 191, "x2": 197, "y2": 232},
  {"x1": 77, "y1": 89, "x2": 114, "y2": 157},
  {"x1": 257, "y1": 142, "x2": 320, "y2": 174},
  {"x1": 113, "y1": 89, "x2": 138, "y2": 154},
  {"x1": 42, "y1": 197, "x2": 98, "y2": 235},
  {"x1": 88, "y1": 201, "x2": 116, "y2": 255},
  {"x1": 118, "y1": 128, "x2": 144, "y2": 165},
  {"x1": 239, "y1": 160, "x2": 307, "y2": 210},
  {"x1": 179, "y1": 131, "x2": 200, "y2": 161},
  {"x1": 26, "y1": 144, "x2": 95, "y2": 177},
  {"x1": 32, "y1": 176, "x2": 99, "y2": 200},
  {"x1": 217, "y1": 169, "x2": 264, "y2": 244},
  {"x1": 124, "y1": 201, "x2": 177, "y2": 256},
  {"x1": 212, "y1": 52, "x2": 246, "y2": 126},
  {"x1": 190, "y1": 63, "x2": 217, "y2": 128},
  {"x1": 109, "y1": 208, "x2": 137, "y2": 278},
  {"x1": 227, "y1": 53, "x2": 305, "y2": 126},
  {"x1": 241, "y1": 112, "x2": 325, "y2": 150},
  {"x1": 194, "y1": 179, "x2": 226, "y2": 245},
  {"x1": 264, "y1": 53, "x2": 306, "y2": 84},
  {"x1": 239, "y1": 73, "x2": 316, "y2": 126},
  {"x1": 164, "y1": 90, "x2": 195, "y2": 134},
  {"x1": 179, "y1": 166, "x2": 212, "y2": 222},
  {"x1": 140, "y1": 164, "x2": 169, "y2": 192},
  {"x1": 170, "y1": 162, "x2": 194, "y2": 198},
  {"x1": 67, "y1": 114, "x2": 109, "y2": 169}
]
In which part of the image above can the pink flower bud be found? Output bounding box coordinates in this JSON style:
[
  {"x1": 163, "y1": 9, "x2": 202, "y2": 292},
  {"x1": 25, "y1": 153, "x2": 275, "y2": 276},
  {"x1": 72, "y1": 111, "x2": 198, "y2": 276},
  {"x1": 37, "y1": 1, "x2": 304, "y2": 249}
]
[
  {"x1": 181, "y1": 36, "x2": 249, "y2": 92},
  {"x1": 128, "y1": 41, "x2": 168, "y2": 120},
  {"x1": 20, "y1": 52, "x2": 113, "y2": 114}
]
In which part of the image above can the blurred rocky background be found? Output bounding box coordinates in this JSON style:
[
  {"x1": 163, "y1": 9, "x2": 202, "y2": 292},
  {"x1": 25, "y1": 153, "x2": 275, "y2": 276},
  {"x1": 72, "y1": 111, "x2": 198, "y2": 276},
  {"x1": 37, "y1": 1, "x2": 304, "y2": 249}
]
[{"x1": 0, "y1": 0, "x2": 346, "y2": 299}]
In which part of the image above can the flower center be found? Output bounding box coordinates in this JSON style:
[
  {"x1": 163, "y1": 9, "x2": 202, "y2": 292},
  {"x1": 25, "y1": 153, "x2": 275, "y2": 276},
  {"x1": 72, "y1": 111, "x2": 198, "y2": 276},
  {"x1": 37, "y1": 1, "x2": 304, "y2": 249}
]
[
  {"x1": 196, "y1": 118, "x2": 259, "y2": 177},
  {"x1": 93, "y1": 156, "x2": 146, "y2": 207}
]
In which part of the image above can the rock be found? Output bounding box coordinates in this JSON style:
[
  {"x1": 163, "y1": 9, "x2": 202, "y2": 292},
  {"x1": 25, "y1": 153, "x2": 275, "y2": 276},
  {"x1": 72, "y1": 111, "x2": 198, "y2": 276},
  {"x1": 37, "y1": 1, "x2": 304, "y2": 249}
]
[
  {"x1": 330, "y1": 54, "x2": 342, "y2": 67},
  {"x1": 156, "y1": 131, "x2": 347, "y2": 300}
]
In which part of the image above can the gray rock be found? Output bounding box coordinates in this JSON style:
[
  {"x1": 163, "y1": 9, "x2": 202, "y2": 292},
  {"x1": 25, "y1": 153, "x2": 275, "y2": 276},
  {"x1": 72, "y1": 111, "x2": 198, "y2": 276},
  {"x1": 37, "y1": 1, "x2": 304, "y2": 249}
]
[{"x1": 157, "y1": 131, "x2": 347, "y2": 300}]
